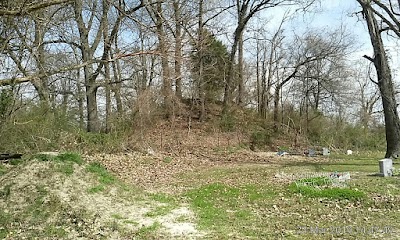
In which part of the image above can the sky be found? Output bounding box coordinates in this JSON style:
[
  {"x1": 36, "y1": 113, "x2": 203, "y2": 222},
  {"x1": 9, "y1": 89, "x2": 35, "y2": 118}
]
[{"x1": 290, "y1": 0, "x2": 373, "y2": 59}]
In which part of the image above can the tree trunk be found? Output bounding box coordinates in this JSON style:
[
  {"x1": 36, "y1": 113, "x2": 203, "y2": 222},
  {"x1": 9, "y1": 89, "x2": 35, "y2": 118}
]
[
  {"x1": 273, "y1": 83, "x2": 280, "y2": 132},
  {"x1": 32, "y1": 10, "x2": 50, "y2": 107},
  {"x1": 237, "y1": 30, "x2": 244, "y2": 106},
  {"x1": 173, "y1": 0, "x2": 183, "y2": 100},
  {"x1": 223, "y1": 25, "x2": 242, "y2": 113},
  {"x1": 74, "y1": 0, "x2": 100, "y2": 132},
  {"x1": 198, "y1": 0, "x2": 206, "y2": 121},
  {"x1": 358, "y1": 0, "x2": 400, "y2": 158},
  {"x1": 154, "y1": 1, "x2": 173, "y2": 119},
  {"x1": 111, "y1": 57, "x2": 123, "y2": 115}
]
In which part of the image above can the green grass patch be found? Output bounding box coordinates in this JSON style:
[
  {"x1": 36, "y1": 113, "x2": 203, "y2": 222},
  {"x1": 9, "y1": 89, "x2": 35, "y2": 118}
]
[
  {"x1": 43, "y1": 225, "x2": 67, "y2": 238},
  {"x1": 0, "y1": 165, "x2": 7, "y2": 176},
  {"x1": 289, "y1": 177, "x2": 365, "y2": 200},
  {"x1": 149, "y1": 193, "x2": 175, "y2": 203},
  {"x1": 186, "y1": 182, "x2": 275, "y2": 236},
  {"x1": 111, "y1": 214, "x2": 125, "y2": 220},
  {"x1": 35, "y1": 152, "x2": 83, "y2": 164},
  {"x1": 87, "y1": 185, "x2": 105, "y2": 194},
  {"x1": 146, "y1": 193, "x2": 177, "y2": 217},
  {"x1": 0, "y1": 184, "x2": 12, "y2": 199},
  {"x1": 34, "y1": 152, "x2": 83, "y2": 176},
  {"x1": 56, "y1": 152, "x2": 83, "y2": 165},
  {"x1": 163, "y1": 156, "x2": 173, "y2": 163},
  {"x1": 145, "y1": 205, "x2": 176, "y2": 217},
  {"x1": 135, "y1": 222, "x2": 161, "y2": 239},
  {"x1": 0, "y1": 209, "x2": 11, "y2": 238},
  {"x1": 86, "y1": 162, "x2": 116, "y2": 185}
]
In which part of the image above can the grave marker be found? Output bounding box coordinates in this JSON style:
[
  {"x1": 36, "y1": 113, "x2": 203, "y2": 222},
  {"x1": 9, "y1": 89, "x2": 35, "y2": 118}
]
[
  {"x1": 322, "y1": 148, "x2": 330, "y2": 156},
  {"x1": 379, "y1": 158, "x2": 393, "y2": 177}
]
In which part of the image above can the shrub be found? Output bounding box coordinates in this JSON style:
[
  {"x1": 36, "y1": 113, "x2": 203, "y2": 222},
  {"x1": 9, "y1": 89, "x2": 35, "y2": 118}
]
[{"x1": 250, "y1": 130, "x2": 271, "y2": 149}]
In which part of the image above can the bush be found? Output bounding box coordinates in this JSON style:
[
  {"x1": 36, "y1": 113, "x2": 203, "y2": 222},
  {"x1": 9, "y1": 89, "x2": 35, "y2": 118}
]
[
  {"x1": 219, "y1": 113, "x2": 236, "y2": 132},
  {"x1": 250, "y1": 130, "x2": 271, "y2": 149}
]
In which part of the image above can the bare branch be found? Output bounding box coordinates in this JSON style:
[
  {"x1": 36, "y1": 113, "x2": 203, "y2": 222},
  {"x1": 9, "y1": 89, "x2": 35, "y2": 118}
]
[{"x1": 0, "y1": 0, "x2": 72, "y2": 16}]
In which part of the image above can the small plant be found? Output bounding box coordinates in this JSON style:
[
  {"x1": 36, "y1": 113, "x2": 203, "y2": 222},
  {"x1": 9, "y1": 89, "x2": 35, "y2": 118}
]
[{"x1": 163, "y1": 156, "x2": 173, "y2": 163}]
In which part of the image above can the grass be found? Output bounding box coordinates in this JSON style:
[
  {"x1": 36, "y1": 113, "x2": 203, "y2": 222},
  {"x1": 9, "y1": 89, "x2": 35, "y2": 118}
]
[
  {"x1": 186, "y1": 182, "x2": 275, "y2": 237},
  {"x1": 289, "y1": 183, "x2": 365, "y2": 200},
  {"x1": 0, "y1": 165, "x2": 6, "y2": 176},
  {"x1": 87, "y1": 184, "x2": 106, "y2": 193},
  {"x1": 34, "y1": 152, "x2": 83, "y2": 176},
  {"x1": 134, "y1": 222, "x2": 161, "y2": 239},
  {"x1": 1, "y1": 185, "x2": 72, "y2": 239},
  {"x1": 179, "y1": 153, "x2": 400, "y2": 238},
  {"x1": 86, "y1": 162, "x2": 116, "y2": 185},
  {"x1": 2, "y1": 150, "x2": 400, "y2": 239},
  {"x1": 145, "y1": 193, "x2": 177, "y2": 217}
]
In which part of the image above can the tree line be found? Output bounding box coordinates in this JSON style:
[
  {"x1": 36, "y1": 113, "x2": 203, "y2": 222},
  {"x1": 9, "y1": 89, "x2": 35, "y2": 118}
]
[{"x1": 1, "y1": 0, "x2": 400, "y2": 157}]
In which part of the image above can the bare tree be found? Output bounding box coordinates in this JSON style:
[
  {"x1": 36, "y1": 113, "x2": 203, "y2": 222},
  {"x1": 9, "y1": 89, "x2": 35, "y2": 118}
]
[
  {"x1": 356, "y1": 0, "x2": 400, "y2": 158},
  {"x1": 146, "y1": 0, "x2": 174, "y2": 119},
  {"x1": 272, "y1": 28, "x2": 351, "y2": 131},
  {"x1": 223, "y1": 0, "x2": 316, "y2": 113}
]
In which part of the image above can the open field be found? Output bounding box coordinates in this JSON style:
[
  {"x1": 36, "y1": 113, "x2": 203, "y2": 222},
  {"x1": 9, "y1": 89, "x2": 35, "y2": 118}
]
[{"x1": 0, "y1": 150, "x2": 399, "y2": 239}]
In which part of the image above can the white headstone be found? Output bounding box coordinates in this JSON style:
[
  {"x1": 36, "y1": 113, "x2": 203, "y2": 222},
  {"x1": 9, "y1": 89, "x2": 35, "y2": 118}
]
[
  {"x1": 379, "y1": 158, "x2": 393, "y2": 177},
  {"x1": 347, "y1": 150, "x2": 353, "y2": 155},
  {"x1": 322, "y1": 148, "x2": 330, "y2": 156}
]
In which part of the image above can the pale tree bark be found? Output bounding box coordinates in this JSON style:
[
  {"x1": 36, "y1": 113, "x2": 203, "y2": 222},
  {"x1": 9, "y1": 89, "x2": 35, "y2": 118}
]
[
  {"x1": 3, "y1": 9, "x2": 51, "y2": 106},
  {"x1": 237, "y1": 30, "x2": 244, "y2": 106},
  {"x1": 0, "y1": 0, "x2": 72, "y2": 16},
  {"x1": 73, "y1": 0, "x2": 104, "y2": 133},
  {"x1": 146, "y1": 1, "x2": 173, "y2": 119},
  {"x1": 173, "y1": 0, "x2": 183, "y2": 100},
  {"x1": 223, "y1": 0, "x2": 297, "y2": 113},
  {"x1": 357, "y1": 0, "x2": 400, "y2": 158},
  {"x1": 257, "y1": 18, "x2": 285, "y2": 118},
  {"x1": 73, "y1": 0, "x2": 142, "y2": 132},
  {"x1": 111, "y1": 47, "x2": 123, "y2": 115},
  {"x1": 198, "y1": 0, "x2": 206, "y2": 121},
  {"x1": 32, "y1": 9, "x2": 50, "y2": 107},
  {"x1": 103, "y1": 0, "x2": 112, "y2": 133}
]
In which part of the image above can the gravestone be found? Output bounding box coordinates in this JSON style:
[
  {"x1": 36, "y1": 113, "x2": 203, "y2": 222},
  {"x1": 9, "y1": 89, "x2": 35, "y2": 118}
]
[
  {"x1": 322, "y1": 148, "x2": 330, "y2": 156},
  {"x1": 347, "y1": 150, "x2": 353, "y2": 155},
  {"x1": 308, "y1": 149, "x2": 315, "y2": 157},
  {"x1": 379, "y1": 158, "x2": 393, "y2": 177}
]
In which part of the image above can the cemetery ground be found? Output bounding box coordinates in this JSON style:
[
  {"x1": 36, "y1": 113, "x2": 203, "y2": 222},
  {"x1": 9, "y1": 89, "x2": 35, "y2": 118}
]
[{"x1": 1, "y1": 149, "x2": 399, "y2": 239}]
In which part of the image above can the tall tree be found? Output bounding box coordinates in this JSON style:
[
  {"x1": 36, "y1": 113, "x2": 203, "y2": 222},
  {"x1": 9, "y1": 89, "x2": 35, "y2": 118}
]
[
  {"x1": 223, "y1": 0, "x2": 316, "y2": 113},
  {"x1": 146, "y1": 0, "x2": 174, "y2": 119},
  {"x1": 356, "y1": 0, "x2": 400, "y2": 158}
]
